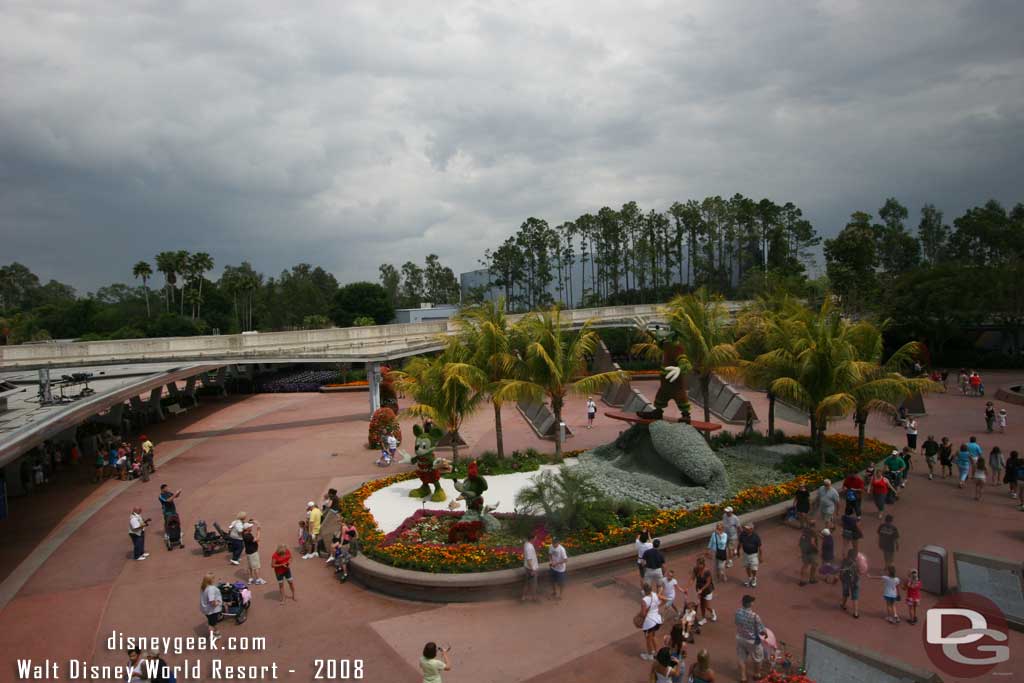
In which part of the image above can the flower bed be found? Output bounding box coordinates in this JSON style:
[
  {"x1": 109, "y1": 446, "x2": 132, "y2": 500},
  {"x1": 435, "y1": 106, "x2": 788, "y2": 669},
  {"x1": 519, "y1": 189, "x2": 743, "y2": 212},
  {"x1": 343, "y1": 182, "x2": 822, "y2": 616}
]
[
  {"x1": 382, "y1": 509, "x2": 546, "y2": 551},
  {"x1": 342, "y1": 435, "x2": 890, "y2": 573},
  {"x1": 323, "y1": 380, "x2": 369, "y2": 388}
]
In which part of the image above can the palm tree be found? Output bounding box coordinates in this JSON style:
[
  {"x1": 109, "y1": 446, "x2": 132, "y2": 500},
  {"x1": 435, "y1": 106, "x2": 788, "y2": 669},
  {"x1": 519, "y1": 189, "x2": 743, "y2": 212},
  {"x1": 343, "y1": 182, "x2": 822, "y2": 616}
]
[
  {"x1": 494, "y1": 307, "x2": 627, "y2": 459},
  {"x1": 154, "y1": 251, "x2": 179, "y2": 312},
  {"x1": 390, "y1": 341, "x2": 485, "y2": 466},
  {"x1": 846, "y1": 322, "x2": 942, "y2": 453},
  {"x1": 132, "y1": 261, "x2": 153, "y2": 318},
  {"x1": 736, "y1": 296, "x2": 807, "y2": 438},
  {"x1": 768, "y1": 302, "x2": 861, "y2": 465},
  {"x1": 661, "y1": 288, "x2": 740, "y2": 424},
  {"x1": 187, "y1": 252, "x2": 214, "y2": 319},
  {"x1": 444, "y1": 298, "x2": 518, "y2": 457},
  {"x1": 174, "y1": 250, "x2": 190, "y2": 315}
]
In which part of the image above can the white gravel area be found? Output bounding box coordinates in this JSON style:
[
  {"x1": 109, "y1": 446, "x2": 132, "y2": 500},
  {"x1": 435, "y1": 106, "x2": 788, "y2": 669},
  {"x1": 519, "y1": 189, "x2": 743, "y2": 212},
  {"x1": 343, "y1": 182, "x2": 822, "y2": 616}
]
[{"x1": 366, "y1": 462, "x2": 577, "y2": 533}]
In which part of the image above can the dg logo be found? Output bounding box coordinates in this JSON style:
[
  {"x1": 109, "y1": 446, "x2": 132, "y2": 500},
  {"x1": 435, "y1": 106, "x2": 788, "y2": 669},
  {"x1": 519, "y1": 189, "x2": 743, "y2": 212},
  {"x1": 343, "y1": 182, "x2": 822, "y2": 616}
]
[{"x1": 924, "y1": 593, "x2": 1010, "y2": 678}]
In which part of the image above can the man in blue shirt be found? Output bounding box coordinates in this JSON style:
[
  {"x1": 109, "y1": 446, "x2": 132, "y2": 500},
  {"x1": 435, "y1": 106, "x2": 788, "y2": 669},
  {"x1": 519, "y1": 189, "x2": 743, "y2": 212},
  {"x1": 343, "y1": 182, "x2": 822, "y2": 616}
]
[
  {"x1": 159, "y1": 484, "x2": 181, "y2": 518},
  {"x1": 966, "y1": 436, "x2": 983, "y2": 460}
]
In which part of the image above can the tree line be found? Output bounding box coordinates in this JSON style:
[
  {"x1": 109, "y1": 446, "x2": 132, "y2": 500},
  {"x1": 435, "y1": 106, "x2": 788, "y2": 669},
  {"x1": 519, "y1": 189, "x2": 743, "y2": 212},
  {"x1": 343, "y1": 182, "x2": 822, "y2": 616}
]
[
  {"x1": 400, "y1": 195, "x2": 822, "y2": 312},
  {"x1": 0, "y1": 252, "x2": 463, "y2": 344},
  {"x1": 824, "y1": 197, "x2": 1024, "y2": 365}
]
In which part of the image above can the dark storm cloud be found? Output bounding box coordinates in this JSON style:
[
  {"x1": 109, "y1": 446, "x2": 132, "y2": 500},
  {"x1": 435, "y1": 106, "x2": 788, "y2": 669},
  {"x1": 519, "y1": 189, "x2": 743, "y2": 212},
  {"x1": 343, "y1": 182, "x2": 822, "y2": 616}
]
[{"x1": 1, "y1": 0, "x2": 1022, "y2": 291}]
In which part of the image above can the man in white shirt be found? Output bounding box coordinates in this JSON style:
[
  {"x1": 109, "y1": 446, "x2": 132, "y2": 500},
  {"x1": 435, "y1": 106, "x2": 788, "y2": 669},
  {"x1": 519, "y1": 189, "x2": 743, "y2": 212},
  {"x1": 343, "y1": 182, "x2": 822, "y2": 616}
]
[
  {"x1": 522, "y1": 535, "x2": 539, "y2": 602},
  {"x1": 586, "y1": 397, "x2": 597, "y2": 428},
  {"x1": 129, "y1": 507, "x2": 149, "y2": 561},
  {"x1": 549, "y1": 537, "x2": 568, "y2": 599},
  {"x1": 722, "y1": 507, "x2": 740, "y2": 566}
]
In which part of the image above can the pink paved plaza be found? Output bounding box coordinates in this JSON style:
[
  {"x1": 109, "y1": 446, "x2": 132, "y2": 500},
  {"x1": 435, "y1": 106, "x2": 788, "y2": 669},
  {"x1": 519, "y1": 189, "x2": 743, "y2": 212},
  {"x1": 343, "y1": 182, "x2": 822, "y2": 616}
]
[{"x1": 1, "y1": 375, "x2": 1022, "y2": 682}]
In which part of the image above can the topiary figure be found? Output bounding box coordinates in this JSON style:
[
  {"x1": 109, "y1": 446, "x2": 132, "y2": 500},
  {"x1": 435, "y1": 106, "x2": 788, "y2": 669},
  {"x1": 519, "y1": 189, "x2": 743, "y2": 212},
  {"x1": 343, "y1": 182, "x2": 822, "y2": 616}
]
[
  {"x1": 368, "y1": 407, "x2": 402, "y2": 450},
  {"x1": 409, "y1": 424, "x2": 452, "y2": 501},
  {"x1": 379, "y1": 365, "x2": 399, "y2": 412}
]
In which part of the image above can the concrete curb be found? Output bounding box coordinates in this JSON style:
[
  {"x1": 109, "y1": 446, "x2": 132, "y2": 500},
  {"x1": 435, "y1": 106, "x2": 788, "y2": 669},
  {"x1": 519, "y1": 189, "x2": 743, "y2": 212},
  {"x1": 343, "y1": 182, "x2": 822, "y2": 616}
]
[{"x1": 349, "y1": 489, "x2": 810, "y2": 603}]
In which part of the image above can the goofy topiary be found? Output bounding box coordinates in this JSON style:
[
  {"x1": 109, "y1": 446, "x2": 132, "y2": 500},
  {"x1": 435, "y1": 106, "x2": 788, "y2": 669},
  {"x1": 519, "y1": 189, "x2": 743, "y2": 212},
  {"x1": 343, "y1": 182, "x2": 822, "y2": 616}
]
[{"x1": 408, "y1": 424, "x2": 452, "y2": 501}]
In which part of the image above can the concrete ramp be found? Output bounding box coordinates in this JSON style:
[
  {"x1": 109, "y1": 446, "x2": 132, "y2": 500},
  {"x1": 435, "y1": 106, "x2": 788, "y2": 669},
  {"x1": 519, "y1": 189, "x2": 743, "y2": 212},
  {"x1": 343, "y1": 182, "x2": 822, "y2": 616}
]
[{"x1": 687, "y1": 374, "x2": 757, "y2": 425}]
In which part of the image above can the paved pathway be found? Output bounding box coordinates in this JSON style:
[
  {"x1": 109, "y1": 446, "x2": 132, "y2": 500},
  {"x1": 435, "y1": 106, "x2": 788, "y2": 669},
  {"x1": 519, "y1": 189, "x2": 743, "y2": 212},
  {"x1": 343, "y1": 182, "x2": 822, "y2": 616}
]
[{"x1": 1, "y1": 376, "x2": 1022, "y2": 682}]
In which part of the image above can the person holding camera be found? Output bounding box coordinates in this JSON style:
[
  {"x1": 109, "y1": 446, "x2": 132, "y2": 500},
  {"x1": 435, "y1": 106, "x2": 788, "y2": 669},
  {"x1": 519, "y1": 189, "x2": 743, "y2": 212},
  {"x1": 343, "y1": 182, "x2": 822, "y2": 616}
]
[
  {"x1": 420, "y1": 642, "x2": 451, "y2": 682},
  {"x1": 128, "y1": 507, "x2": 150, "y2": 560}
]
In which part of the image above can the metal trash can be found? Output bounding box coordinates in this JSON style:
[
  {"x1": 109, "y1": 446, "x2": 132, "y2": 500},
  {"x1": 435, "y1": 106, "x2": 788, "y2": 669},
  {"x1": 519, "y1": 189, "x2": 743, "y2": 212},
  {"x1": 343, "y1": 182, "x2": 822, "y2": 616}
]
[{"x1": 919, "y1": 545, "x2": 948, "y2": 595}]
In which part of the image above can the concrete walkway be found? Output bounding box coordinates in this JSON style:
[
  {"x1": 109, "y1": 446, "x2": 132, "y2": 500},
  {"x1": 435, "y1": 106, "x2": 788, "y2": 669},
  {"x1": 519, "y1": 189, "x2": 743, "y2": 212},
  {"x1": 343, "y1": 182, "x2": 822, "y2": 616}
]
[{"x1": 0, "y1": 377, "x2": 1022, "y2": 682}]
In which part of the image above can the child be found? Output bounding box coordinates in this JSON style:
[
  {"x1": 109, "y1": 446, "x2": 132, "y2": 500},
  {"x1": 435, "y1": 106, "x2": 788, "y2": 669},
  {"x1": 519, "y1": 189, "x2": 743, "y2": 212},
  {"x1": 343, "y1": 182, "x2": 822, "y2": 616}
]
[
  {"x1": 873, "y1": 565, "x2": 902, "y2": 623},
  {"x1": 375, "y1": 443, "x2": 391, "y2": 467},
  {"x1": 665, "y1": 622, "x2": 686, "y2": 661},
  {"x1": 661, "y1": 569, "x2": 681, "y2": 618},
  {"x1": 680, "y1": 602, "x2": 699, "y2": 642},
  {"x1": 905, "y1": 569, "x2": 922, "y2": 624},
  {"x1": 326, "y1": 535, "x2": 342, "y2": 564},
  {"x1": 999, "y1": 408, "x2": 1008, "y2": 433},
  {"x1": 297, "y1": 520, "x2": 314, "y2": 558}
]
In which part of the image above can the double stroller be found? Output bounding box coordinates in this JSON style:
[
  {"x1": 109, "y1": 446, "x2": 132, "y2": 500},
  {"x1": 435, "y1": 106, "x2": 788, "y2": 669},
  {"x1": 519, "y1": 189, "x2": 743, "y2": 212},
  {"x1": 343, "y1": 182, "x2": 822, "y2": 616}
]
[
  {"x1": 164, "y1": 514, "x2": 186, "y2": 550},
  {"x1": 194, "y1": 520, "x2": 230, "y2": 556},
  {"x1": 216, "y1": 581, "x2": 252, "y2": 625}
]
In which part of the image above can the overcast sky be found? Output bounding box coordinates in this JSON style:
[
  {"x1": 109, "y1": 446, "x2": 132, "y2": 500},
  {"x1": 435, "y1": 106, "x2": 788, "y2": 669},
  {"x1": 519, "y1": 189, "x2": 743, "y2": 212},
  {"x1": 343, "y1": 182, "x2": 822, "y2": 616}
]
[{"x1": 2, "y1": 1, "x2": 1022, "y2": 292}]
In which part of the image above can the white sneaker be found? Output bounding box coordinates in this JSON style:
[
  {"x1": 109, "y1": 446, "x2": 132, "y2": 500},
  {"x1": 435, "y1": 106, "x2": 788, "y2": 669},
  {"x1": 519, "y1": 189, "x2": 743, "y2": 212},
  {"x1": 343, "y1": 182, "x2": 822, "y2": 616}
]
[
  {"x1": 751, "y1": 578, "x2": 758, "y2": 587},
  {"x1": 141, "y1": 553, "x2": 150, "y2": 558},
  {"x1": 710, "y1": 611, "x2": 717, "y2": 622},
  {"x1": 726, "y1": 560, "x2": 733, "y2": 568},
  {"x1": 230, "y1": 560, "x2": 240, "y2": 566},
  {"x1": 697, "y1": 618, "x2": 707, "y2": 626},
  {"x1": 325, "y1": 557, "x2": 334, "y2": 563},
  {"x1": 254, "y1": 578, "x2": 267, "y2": 585},
  {"x1": 136, "y1": 556, "x2": 147, "y2": 561},
  {"x1": 248, "y1": 578, "x2": 254, "y2": 584},
  {"x1": 640, "y1": 653, "x2": 654, "y2": 661}
]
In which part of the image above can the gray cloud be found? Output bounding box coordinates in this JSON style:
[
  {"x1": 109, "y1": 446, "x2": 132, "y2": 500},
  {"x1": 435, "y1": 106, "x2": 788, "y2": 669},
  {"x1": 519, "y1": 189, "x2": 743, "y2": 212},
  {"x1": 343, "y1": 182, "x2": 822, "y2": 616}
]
[{"x1": 1, "y1": 0, "x2": 1022, "y2": 291}]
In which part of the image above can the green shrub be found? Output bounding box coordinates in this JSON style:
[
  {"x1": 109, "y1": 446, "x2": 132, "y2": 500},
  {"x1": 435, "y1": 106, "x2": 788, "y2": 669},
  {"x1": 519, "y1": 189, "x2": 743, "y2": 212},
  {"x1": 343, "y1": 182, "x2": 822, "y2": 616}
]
[{"x1": 515, "y1": 466, "x2": 615, "y2": 534}]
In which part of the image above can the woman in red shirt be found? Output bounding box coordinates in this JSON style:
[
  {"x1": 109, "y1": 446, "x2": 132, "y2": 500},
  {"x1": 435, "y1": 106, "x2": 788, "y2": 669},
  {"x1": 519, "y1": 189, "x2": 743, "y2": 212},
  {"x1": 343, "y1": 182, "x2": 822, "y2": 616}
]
[
  {"x1": 869, "y1": 471, "x2": 894, "y2": 519},
  {"x1": 271, "y1": 544, "x2": 297, "y2": 603}
]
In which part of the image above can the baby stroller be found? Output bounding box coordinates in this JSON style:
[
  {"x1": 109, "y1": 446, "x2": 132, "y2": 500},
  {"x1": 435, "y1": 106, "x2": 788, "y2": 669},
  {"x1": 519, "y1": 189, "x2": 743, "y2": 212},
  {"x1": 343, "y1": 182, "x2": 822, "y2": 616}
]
[
  {"x1": 883, "y1": 470, "x2": 901, "y2": 503},
  {"x1": 194, "y1": 520, "x2": 229, "y2": 556},
  {"x1": 164, "y1": 514, "x2": 185, "y2": 550},
  {"x1": 217, "y1": 581, "x2": 252, "y2": 624}
]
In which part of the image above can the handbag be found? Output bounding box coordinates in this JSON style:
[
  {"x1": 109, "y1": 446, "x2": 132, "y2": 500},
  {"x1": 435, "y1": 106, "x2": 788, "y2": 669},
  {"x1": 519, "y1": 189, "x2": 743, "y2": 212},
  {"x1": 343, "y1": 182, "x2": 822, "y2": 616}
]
[{"x1": 633, "y1": 613, "x2": 645, "y2": 629}]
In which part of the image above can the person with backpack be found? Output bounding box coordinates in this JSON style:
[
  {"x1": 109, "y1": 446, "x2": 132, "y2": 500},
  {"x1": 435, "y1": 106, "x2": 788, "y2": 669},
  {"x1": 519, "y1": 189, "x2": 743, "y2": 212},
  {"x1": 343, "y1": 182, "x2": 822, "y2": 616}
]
[
  {"x1": 839, "y1": 548, "x2": 861, "y2": 618},
  {"x1": 841, "y1": 471, "x2": 865, "y2": 517},
  {"x1": 798, "y1": 521, "x2": 819, "y2": 586}
]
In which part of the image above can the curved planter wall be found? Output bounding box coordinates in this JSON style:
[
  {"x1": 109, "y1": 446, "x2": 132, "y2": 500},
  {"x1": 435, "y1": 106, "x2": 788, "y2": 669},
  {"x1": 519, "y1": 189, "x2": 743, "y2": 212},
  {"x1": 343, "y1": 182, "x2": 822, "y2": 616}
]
[{"x1": 349, "y1": 495, "x2": 799, "y2": 603}]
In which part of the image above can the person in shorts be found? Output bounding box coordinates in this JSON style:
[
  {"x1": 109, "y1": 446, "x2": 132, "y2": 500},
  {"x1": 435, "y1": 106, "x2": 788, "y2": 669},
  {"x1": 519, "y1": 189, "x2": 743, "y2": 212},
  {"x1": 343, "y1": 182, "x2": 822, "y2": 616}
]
[
  {"x1": 688, "y1": 556, "x2": 716, "y2": 625},
  {"x1": 271, "y1": 544, "x2": 296, "y2": 603},
  {"x1": 798, "y1": 521, "x2": 819, "y2": 586},
  {"x1": 738, "y1": 523, "x2": 763, "y2": 588},
  {"x1": 199, "y1": 572, "x2": 223, "y2": 638},
  {"x1": 839, "y1": 548, "x2": 861, "y2": 618},
  {"x1": 734, "y1": 594, "x2": 766, "y2": 682},
  {"x1": 877, "y1": 514, "x2": 900, "y2": 568},
  {"x1": 638, "y1": 581, "x2": 663, "y2": 661},
  {"x1": 242, "y1": 521, "x2": 266, "y2": 585},
  {"x1": 386, "y1": 433, "x2": 398, "y2": 463}
]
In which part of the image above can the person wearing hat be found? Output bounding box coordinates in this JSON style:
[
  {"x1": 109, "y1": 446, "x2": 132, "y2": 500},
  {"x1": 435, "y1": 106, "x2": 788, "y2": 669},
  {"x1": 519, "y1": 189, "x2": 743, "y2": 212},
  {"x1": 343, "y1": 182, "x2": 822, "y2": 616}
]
[
  {"x1": 226, "y1": 512, "x2": 247, "y2": 565},
  {"x1": 883, "y1": 449, "x2": 907, "y2": 489},
  {"x1": 304, "y1": 501, "x2": 322, "y2": 559},
  {"x1": 722, "y1": 506, "x2": 740, "y2": 567},
  {"x1": 734, "y1": 594, "x2": 766, "y2": 682},
  {"x1": 738, "y1": 522, "x2": 763, "y2": 588}
]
